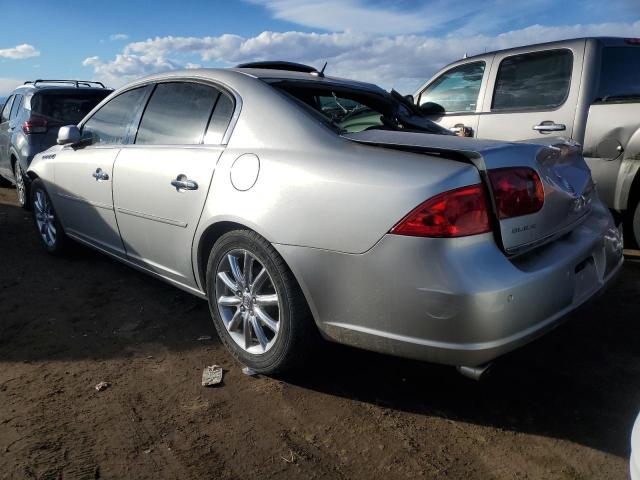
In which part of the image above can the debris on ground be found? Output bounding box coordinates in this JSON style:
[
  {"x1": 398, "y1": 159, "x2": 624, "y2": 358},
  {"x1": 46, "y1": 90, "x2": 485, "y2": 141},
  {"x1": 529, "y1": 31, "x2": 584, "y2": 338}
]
[
  {"x1": 201, "y1": 365, "x2": 223, "y2": 387},
  {"x1": 281, "y1": 449, "x2": 295, "y2": 464},
  {"x1": 197, "y1": 335, "x2": 212, "y2": 341},
  {"x1": 94, "y1": 381, "x2": 110, "y2": 392},
  {"x1": 242, "y1": 366, "x2": 257, "y2": 377}
]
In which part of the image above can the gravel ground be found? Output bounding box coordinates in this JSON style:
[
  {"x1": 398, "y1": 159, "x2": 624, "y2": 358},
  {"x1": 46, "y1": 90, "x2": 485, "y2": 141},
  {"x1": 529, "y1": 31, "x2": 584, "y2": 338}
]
[{"x1": 0, "y1": 185, "x2": 638, "y2": 479}]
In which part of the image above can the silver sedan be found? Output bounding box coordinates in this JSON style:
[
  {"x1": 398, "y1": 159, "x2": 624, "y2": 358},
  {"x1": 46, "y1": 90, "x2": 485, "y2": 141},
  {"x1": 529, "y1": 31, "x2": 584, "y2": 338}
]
[{"x1": 26, "y1": 62, "x2": 623, "y2": 374}]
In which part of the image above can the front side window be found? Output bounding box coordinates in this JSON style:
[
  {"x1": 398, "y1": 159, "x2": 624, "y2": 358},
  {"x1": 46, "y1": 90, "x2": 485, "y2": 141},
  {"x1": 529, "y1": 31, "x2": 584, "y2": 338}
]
[
  {"x1": 596, "y1": 46, "x2": 640, "y2": 102},
  {"x1": 136, "y1": 82, "x2": 221, "y2": 145},
  {"x1": 83, "y1": 87, "x2": 147, "y2": 146},
  {"x1": 492, "y1": 49, "x2": 573, "y2": 111},
  {"x1": 1, "y1": 96, "x2": 14, "y2": 123},
  {"x1": 9, "y1": 95, "x2": 23, "y2": 120},
  {"x1": 419, "y1": 62, "x2": 485, "y2": 113}
]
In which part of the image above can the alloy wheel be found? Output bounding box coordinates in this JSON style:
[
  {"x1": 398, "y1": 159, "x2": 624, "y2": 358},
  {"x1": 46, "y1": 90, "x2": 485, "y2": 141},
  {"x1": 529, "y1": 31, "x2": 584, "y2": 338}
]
[
  {"x1": 33, "y1": 189, "x2": 56, "y2": 247},
  {"x1": 215, "y1": 249, "x2": 281, "y2": 354}
]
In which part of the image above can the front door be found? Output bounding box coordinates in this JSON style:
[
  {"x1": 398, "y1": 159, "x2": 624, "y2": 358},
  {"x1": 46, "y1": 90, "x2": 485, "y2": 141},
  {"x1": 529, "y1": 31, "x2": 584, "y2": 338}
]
[
  {"x1": 112, "y1": 81, "x2": 234, "y2": 288},
  {"x1": 476, "y1": 41, "x2": 585, "y2": 141},
  {"x1": 52, "y1": 86, "x2": 150, "y2": 256}
]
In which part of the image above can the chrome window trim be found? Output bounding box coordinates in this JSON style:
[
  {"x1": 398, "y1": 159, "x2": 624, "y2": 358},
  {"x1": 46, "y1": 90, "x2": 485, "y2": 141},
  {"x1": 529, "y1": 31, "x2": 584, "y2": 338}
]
[{"x1": 79, "y1": 76, "x2": 242, "y2": 148}]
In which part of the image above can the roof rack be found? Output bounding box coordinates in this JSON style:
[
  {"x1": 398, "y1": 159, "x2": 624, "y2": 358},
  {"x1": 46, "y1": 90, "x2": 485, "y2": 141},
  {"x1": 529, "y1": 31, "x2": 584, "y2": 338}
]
[
  {"x1": 23, "y1": 79, "x2": 107, "y2": 88},
  {"x1": 235, "y1": 61, "x2": 320, "y2": 74}
]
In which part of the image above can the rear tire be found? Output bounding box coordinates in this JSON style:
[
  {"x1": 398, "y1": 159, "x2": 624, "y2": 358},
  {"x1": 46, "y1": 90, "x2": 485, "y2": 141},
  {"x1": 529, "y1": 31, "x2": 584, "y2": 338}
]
[
  {"x1": 14, "y1": 161, "x2": 29, "y2": 210},
  {"x1": 206, "y1": 230, "x2": 317, "y2": 374},
  {"x1": 30, "y1": 179, "x2": 68, "y2": 255}
]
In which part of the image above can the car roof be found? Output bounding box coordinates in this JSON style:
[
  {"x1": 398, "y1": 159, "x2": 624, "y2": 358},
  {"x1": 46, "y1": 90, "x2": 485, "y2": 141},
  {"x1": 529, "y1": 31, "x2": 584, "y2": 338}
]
[{"x1": 122, "y1": 67, "x2": 384, "y2": 93}]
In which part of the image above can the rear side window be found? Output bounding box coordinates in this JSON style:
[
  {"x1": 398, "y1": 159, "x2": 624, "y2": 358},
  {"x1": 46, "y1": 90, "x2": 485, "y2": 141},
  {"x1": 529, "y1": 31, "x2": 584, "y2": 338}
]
[
  {"x1": 419, "y1": 62, "x2": 485, "y2": 113},
  {"x1": 83, "y1": 87, "x2": 147, "y2": 146},
  {"x1": 10, "y1": 95, "x2": 23, "y2": 120},
  {"x1": 204, "y1": 93, "x2": 234, "y2": 144},
  {"x1": 136, "y1": 82, "x2": 221, "y2": 145},
  {"x1": 492, "y1": 49, "x2": 573, "y2": 111},
  {"x1": 1, "y1": 96, "x2": 14, "y2": 123},
  {"x1": 31, "y1": 91, "x2": 110, "y2": 125},
  {"x1": 596, "y1": 47, "x2": 640, "y2": 102}
]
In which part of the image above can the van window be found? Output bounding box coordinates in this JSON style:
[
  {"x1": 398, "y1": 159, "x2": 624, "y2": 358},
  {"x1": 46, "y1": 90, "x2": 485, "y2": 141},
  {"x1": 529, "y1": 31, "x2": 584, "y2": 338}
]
[
  {"x1": 596, "y1": 47, "x2": 640, "y2": 102},
  {"x1": 31, "y1": 91, "x2": 109, "y2": 125},
  {"x1": 136, "y1": 82, "x2": 220, "y2": 145},
  {"x1": 419, "y1": 62, "x2": 485, "y2": 113},
  {"x1": 492, "y1": 49, "x2": 573, "y2": 111}
]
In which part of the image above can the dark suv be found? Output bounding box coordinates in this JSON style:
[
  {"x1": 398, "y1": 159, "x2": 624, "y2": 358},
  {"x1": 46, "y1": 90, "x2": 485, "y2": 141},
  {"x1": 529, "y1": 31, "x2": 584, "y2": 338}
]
[{"x1": 0, "y1": 80, "x2": 112, "y2": 207}]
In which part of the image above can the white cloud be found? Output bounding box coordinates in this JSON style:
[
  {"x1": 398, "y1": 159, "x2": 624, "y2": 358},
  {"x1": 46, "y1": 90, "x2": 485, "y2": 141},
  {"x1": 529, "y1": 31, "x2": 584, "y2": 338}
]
[
  {"x1": 110, "y1": 33, "x2": 130, "y2": 41},
  {"x1": 0, "y1": 78, "x2": 23, "y2": 96},
  {"x1": 248, "y1": 0, "x2": 564, "y2": 35},
  {"x1": 83, "y1": 20, "x2": 640, "y2": 92},
  {"x1": 0, "y1": 44, "x2": 40, "y2": 60}
]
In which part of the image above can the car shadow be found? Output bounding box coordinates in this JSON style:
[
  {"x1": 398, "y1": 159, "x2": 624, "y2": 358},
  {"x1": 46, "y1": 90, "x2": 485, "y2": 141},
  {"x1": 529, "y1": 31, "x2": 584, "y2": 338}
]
[{"x1": 1, "y1": 186, "x2": 639, "y2": 459}]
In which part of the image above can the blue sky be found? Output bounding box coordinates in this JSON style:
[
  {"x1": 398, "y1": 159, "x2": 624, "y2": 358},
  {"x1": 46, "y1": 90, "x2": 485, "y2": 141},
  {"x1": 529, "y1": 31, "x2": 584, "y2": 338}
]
[{"x1": 0, "y1": 0, "x2": 639, "y2": 95}]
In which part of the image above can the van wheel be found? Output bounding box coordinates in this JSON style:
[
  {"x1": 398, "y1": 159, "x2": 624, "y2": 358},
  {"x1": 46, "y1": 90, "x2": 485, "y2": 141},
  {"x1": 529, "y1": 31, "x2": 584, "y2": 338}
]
[
  {"x1": 206, "y1": 230, "x2": 317, "y2": 374},
  {"x1": 31, "y1": 179, "x2": 68, "y2": 254}
]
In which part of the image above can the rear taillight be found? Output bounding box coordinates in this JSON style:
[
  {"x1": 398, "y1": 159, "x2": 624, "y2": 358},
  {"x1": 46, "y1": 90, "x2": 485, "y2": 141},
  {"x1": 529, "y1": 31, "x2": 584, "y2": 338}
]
[
  {"x1": 390, "y1": 184, "x2": 491, "y2": 238},
  {"x1": 488, "y1": 167, "x2": 544, "y2": 219},
  {"x1": 22, "y1": 116, "x2": 48, "y2": 134}
]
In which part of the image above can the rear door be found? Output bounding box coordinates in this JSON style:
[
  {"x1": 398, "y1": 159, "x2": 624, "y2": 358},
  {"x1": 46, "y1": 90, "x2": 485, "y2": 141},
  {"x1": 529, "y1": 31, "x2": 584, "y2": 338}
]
[
  {"x1": 52, "y1": 86, "x2": 150, "y2": 256},
  {"x1": 415, "y1": 60, "x2": 490, "y2": 137},
  {"x1": 477, "y1": 41, "x2": 585, "y2": 140},
  {"x1": 113, "y1": 80, "x2": 235, "y2": 288},
  {"x1": 0, "y1": 95, "x2": 15, "y2": 178}
]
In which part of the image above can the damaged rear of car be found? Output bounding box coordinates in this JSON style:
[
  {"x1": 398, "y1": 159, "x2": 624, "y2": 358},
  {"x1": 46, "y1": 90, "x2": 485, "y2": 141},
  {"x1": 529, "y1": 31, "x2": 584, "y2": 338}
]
[{"x1": 265, "y1": 75, "x2": 623, "y2": 372}]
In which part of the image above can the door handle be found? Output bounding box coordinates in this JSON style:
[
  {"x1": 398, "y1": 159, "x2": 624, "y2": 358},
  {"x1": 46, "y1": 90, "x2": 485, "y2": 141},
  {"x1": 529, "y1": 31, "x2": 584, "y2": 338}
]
[
  {"x1": 92, "y1": 168, "x2": 109, "y2": 181},
  {"x1": 533, "y1": 121, "x2": 566, "y2": 133},
  {"x1": 171, "y1": 174, "x2": 198, "y2": 192}
]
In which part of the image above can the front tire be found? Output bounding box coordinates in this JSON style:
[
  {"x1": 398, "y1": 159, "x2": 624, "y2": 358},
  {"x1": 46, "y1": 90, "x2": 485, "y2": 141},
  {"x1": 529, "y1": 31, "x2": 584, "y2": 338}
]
[
  {"x1": 206, "y1": 230, "x2": 316, "y2": 374},
  {"x1": 31, "y1": 179, "x2": 67, "y2": 254}
]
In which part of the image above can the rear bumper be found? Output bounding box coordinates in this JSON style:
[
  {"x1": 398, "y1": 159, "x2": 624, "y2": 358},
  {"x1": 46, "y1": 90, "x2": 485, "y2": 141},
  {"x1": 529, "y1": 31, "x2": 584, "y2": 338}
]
[{"x1": 275, "y1": 200, "x2": 623, "y2": 366}]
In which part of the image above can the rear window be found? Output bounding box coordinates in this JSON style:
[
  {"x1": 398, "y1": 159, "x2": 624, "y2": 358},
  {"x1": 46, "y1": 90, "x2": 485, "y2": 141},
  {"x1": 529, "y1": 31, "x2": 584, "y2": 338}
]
[
  {"x1": 596, "y1": 47, "x2": 640, "y2": 102},
  {"x1": 492, "y1": 49, "x2": 573, "y2": 111},
  {"x1": 31, "y1": 91, "x2": 111, "y2": 125}
]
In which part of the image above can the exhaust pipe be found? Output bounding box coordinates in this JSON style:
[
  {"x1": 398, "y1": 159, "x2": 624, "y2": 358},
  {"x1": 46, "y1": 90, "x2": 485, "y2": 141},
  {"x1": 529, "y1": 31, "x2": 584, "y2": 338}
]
[{"x1": 456, "y1": 363, "x2": 493, "y2": 381}]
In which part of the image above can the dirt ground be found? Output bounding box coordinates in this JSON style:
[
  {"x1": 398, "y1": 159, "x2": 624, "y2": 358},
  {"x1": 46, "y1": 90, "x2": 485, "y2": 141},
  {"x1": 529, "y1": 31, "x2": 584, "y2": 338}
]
[{"x1": 0, "y1": 185, "x2": 638, "y2": 480}]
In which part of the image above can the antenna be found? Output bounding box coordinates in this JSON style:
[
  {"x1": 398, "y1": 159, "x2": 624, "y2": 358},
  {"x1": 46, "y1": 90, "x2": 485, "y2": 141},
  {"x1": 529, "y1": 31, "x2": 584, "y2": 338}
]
[
  {"x1": 463, "y1": 52, "x2": 468, "y2": 59},
  {"x1": 318, "y1": 61, "x2": 327, "y2": 77}
]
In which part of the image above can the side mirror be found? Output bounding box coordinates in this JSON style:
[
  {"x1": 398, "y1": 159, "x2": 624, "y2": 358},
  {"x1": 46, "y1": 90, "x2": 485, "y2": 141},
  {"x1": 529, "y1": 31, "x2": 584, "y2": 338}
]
[
  {"x1": 404, "y1": 94, "x2": 415, "y2": 105},
  {"x1": 419, "y1": 102, "x2": 445, "y2": 115},
  {"x1": 57, "y1": 125, "x2": 81, "y2": 145}
]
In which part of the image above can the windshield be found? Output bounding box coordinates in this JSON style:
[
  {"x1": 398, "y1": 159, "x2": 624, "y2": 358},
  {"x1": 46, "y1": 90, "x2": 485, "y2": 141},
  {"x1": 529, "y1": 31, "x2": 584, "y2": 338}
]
[
  {"x1": 31, "y1": 90, "x2": 111, "y2": 125},
  {"x1": 268, "y1": 80, "x2": 452, "y2": 135}
]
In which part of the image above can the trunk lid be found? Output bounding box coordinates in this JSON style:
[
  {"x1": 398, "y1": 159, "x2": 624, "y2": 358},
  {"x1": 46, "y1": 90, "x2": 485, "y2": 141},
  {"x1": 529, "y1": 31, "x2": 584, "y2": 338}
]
[{"x1": 342, "y1": 130, "x2": 595, "y2": 255}]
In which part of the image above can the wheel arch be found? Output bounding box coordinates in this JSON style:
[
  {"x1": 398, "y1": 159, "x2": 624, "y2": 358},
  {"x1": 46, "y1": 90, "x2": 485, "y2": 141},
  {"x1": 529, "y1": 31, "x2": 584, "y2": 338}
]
[{"x1": 195, "y1": 220, "x2": 321, "y2": 328}]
